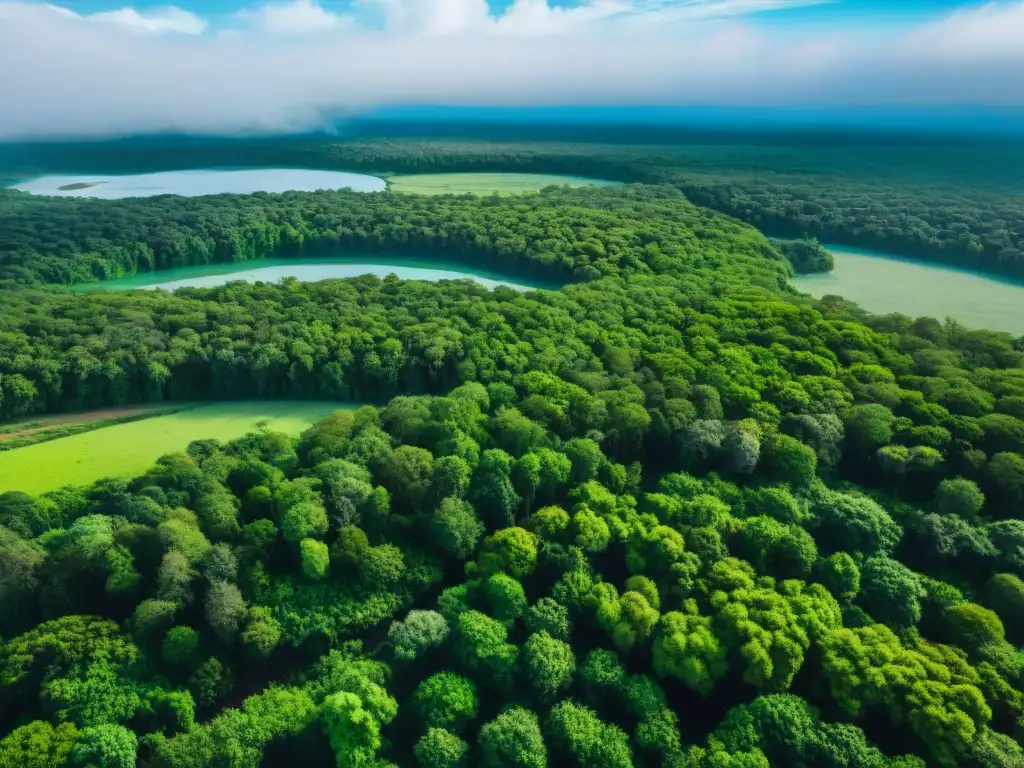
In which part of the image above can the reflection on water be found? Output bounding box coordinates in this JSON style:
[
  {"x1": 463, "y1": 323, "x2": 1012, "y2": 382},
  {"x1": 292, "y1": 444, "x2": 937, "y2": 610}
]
[
  {"x1": 10, "y1": 168, "x2": 387, "y2": 198},
  {"x1": 82, "y1": 257, "x2": 554, "y2": 293}
]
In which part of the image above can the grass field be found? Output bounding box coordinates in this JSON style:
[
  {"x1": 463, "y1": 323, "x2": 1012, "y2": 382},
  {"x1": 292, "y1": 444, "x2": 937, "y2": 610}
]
[
  {"x1": 387, "y1": 173, "x2": 620, "y2": 196},
  {"x1": 0, "y1": 401, "x2": 352, "y2": 495}
]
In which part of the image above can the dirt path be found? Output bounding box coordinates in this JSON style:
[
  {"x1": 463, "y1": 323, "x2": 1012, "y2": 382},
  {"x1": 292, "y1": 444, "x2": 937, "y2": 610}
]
[{"x1": 0, "y1": 404, "x2": 184, "y2": 442}]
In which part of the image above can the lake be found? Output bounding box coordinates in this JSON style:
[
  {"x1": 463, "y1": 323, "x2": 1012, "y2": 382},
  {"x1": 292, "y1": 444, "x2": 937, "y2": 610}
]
[
  {"x1": 793, "y1": 245, "x2": 1024, "y2": 336},
  {"x1": 9, "y1": 168, "x2": 386, "y2": 198},
  {"x1": 82, "y1": 256, "x2": 556, "y2": 293}
]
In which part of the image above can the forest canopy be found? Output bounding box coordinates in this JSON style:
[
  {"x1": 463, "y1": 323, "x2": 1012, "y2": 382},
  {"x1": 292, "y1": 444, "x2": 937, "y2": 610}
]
[
  {"x1": 4, "y1": 132, "x2": 1021, "y2": 279},
  {"x1": 0, "y1": 134, "x2": 1022, "y2": 768}
]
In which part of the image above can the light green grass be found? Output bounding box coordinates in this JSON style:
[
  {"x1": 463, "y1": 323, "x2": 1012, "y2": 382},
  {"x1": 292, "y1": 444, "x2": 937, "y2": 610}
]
[
  {"x1": 387, "y1": 173, "x2": 620, "y2": 196},
  {"x1": 793, "y1": 245, "x2": 1024, "y2": 336},
  {"x1": 0, "y1": 401, "x2": 353, "y2": 495}
]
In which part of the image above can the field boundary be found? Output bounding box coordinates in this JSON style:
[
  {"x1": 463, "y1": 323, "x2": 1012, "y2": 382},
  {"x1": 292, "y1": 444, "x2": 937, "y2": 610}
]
[{"x1": 0, "y1": 405, "x2": 196, "y2": 452}]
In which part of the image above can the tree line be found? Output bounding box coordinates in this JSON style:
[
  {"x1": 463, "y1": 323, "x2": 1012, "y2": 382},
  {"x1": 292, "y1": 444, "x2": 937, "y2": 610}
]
[
  {"x1": 0, "y1": 185, "x2": 788, "y2": 287},
  {"x1": 4, "y1": 132, "x2": 1020, "y2": 279}
]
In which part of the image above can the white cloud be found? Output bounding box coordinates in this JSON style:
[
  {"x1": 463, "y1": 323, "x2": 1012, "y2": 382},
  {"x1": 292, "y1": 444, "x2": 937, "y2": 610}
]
[
  {"x1": 356, "y1": 0, "x2": 492, "y2": 35},
  {"x1": 46, "y1": 4, "x2": 207, "y2": 34},
  {"x1": 239, "y1": 0, "x2": 354, "y2": 34},
  {"x1": 492, "y1": 0, "x2": 633, "y2": 36},
  {"x1": 904, "y1": 0, "x2": 1024, "y2": 58},
  {"x1": 0, "y1": 1, "x2": 1021, "y2": 140}
]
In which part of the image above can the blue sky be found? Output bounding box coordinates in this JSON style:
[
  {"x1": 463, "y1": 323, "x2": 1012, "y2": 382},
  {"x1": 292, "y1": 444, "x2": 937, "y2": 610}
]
[
  {"x1": 0, "y1": 1, "x2": 1022, "y2": 138},
  {"x1": 19, "y1": 1, "x2": 984, "y2": 30}
]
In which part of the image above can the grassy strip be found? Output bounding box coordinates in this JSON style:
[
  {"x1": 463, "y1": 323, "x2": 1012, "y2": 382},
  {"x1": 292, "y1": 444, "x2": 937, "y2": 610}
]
[
  {"x1": 386, "y1": 172, "x2": 619, "y2": 196},
  {"x1": 0, "y1": 406, "x2": 193, "y2": 452},
  {"x1": 0, "y1": 421, "x2": 46, "y2": 436}
]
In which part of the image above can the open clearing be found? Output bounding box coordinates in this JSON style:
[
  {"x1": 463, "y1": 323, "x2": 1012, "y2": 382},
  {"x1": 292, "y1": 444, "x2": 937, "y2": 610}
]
[
  {"x1": 0, "y1": 401, "x2": 351, "y2": 495},
  {"x1": 387, "y1": 172, "x2": 620, "y2": 196},
  {"x1": 793, "y1": 245, "x2": 1024, "y2": 336}
]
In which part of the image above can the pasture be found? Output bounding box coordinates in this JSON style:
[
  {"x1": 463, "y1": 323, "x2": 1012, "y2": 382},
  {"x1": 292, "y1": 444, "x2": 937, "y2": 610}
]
[
  {"x1": 387, "y1": 172, "x2": 620, "y2": 196},
  {"x1": 0, "y1": 401, "x2": 352, "y2": 495}
]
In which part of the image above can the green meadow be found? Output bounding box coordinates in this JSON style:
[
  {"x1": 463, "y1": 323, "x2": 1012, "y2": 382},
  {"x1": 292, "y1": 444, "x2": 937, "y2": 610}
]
[
  {"x1": 0, "y1": 401, "x2": 352, "y2": 495},
  {"x1": 387, "y1": 172, "x2": 620, "y2": 195}
]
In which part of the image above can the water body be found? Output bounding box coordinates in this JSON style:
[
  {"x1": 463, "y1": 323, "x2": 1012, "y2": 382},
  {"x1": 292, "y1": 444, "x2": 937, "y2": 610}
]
[
  {"x1": 10, "y1": 168, "x2": 386, "y2": 198},
  {"x1": 793, "y1": 245, "x2": 1024, "y2": 336},
  {"x1": 83, "y1": 256, "x2": 555, "y2": 293}
]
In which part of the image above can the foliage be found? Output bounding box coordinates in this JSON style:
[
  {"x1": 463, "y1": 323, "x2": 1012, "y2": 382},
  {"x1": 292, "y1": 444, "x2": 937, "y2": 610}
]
[
  {"x1": 412, "y1": 672, "x2": 478, "y2": 733},
  {"x1": 415, "y1": 728, "x2": 469, "y2": 768},
  {"x1": 478, "y1": 707, "x2": 547, "y2": 768},
  {"x1": 388, "y1": 610, "x2": 449, "y2": 662},
  {"x1": 0, "y1": 136, "x2": 1022, "y2": 768}
]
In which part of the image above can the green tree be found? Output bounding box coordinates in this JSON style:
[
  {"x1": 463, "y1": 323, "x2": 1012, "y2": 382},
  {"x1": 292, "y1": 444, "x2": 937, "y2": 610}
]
[
  {"x1": 240, "y1": 606, "x2": 281, "y2": 658},
  {"x1": 205, "y1": 580, "x2": 246, "y2": 642},
  {"x1": 547, "y1": 700, "x2": 633, "y2": 768},
  {"x1": 188, "y1": 657, "x2": 232, "y2": 709},
  {"x1": 941, "y1": 602, "x2": 1006, "y2": 653},
  {"x1": 845, "y1": 404, "x2": 895, "y2": 454},
  {"x1": 300, "y1": 537, "x2": 330, "y2": 580},
  {"x1": 321, "y1": 691, "x2": 383, "y2": 768},
  {"x1": 983, "y1": 573, "x2": 1024, "y2": 641},
  {"x1": 859, "y1": 557, "x2": 926, "y2": 628},
  {"x1": 572, "y1": 508, "x2": 611, "y2": 554},
  {"x1": 412, "y1": 672, "x2": 478, "y2": 733},
  {"x1": 415, "y1": 728, "x2": 469, "y2": 768},
  {"x1": 452, "y1": 611, "x2": 519, "y2": 691},
  {"x1": 822, "y1": 624, "x2": 991, "y2": 766},
  {"x1": 384, "y1": 445, "x2": 435, "y2": 511},
  {"x1": 564, "y1": 438, "x2": 604, "y2": 483},
  {"x1": 476, "y1": 527, "x2": 538, "y2": 579},
  {"x1": 0, "y1": 721, "x2": 77, "y2": 768},
  {"x1": 817, "y1": 552, "x2": 861, "y2": 603},
  {"x1": 431, "y1": 497, "x2": 485, "y2": 560},
  {"x1": 522, "y1": 631, "x2": 576, "y2": 701},
  {"x1": 281, "y1": 500, "x2": 329, "y2": 543},
  {"x1": 162, "y1": 626, "x2": 200, "y2": 667},
  {"x1": 482, "y1": 572, "x2": 528, "y2": 624},
  {"x1": 811, "y1": 490, "x2": 901, "y2": 557},
  {"x1": 652, "y1": 607, "x2": 729, "y2": 696},
  {"x1": 593, "y1": 583, "x2": 659, "y2": 653},
  {"x1": 471, "y1": 449, "x2": 519, "y2": 530},
  {"x1": 478, "y1": 707, "x2": 547, "y2": 768},
  {"x1": 70, "y1": 724, "x2": 136, "y2": 768},
  {"x1": 389, "y1": 610, "x2": 449, "y2": 662},
  {"x1": 934, "y1": 478, "x2": 985, "y2": 519},
  {"x1": 434, "y1": 455, "x2": 472, "y2": 500},
  {"x1": 763, "y1": 433, "x2": 818, "y2": 488},
  {"x1": 526, "y1": 597, "x2": 572, "y2": 641}
]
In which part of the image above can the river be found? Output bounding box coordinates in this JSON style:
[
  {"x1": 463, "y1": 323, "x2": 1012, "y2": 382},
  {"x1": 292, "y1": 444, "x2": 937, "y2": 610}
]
[
  {"x1": 80, "y1": 256, "x2": 556, "y2": 293},
  {"x1": 792, "y1": 245, "x2": 1024, "y2": 336}
]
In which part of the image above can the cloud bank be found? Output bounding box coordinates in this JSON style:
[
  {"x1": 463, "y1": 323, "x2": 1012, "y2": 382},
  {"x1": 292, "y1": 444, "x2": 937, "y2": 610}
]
[{"x1": 0, "y1": 0, "x2": 1022, "y2": 139}]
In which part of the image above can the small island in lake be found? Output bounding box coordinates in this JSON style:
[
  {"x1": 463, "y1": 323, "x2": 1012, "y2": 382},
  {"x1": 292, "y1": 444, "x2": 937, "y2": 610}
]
[{"x1": 57, "y1": 181, "x2": 105, "y2": 191}]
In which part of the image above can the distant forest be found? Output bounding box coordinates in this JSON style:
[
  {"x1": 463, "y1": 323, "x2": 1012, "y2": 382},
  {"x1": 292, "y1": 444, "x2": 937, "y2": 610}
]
[{"x1": 2, "y1": 124, "x2": 1022, "y2": 280}]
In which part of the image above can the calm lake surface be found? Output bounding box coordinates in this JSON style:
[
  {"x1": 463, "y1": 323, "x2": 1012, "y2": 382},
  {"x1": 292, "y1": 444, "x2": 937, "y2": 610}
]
[
  {"x1": 793, "y1": 245, "x2": 1024, "y2": 335},
  {"x1": 10, "y1": 168, "x2": 386, "y2": 198},
  {"x1": 84, "y1": 256, "x2": 555, "y2": 293}
]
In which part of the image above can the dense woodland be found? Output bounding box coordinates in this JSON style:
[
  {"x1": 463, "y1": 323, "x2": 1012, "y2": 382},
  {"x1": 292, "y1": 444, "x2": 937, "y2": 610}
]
[
  {"x1": 0, "y1": 185, "x2": 787, "y2": 286},
  {"x1": 1, "y1": 136, "x2": 1024, "y2": 767},
  {"x1": 3, "y1": 131, "x2": 1022, "y2": 279}
]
